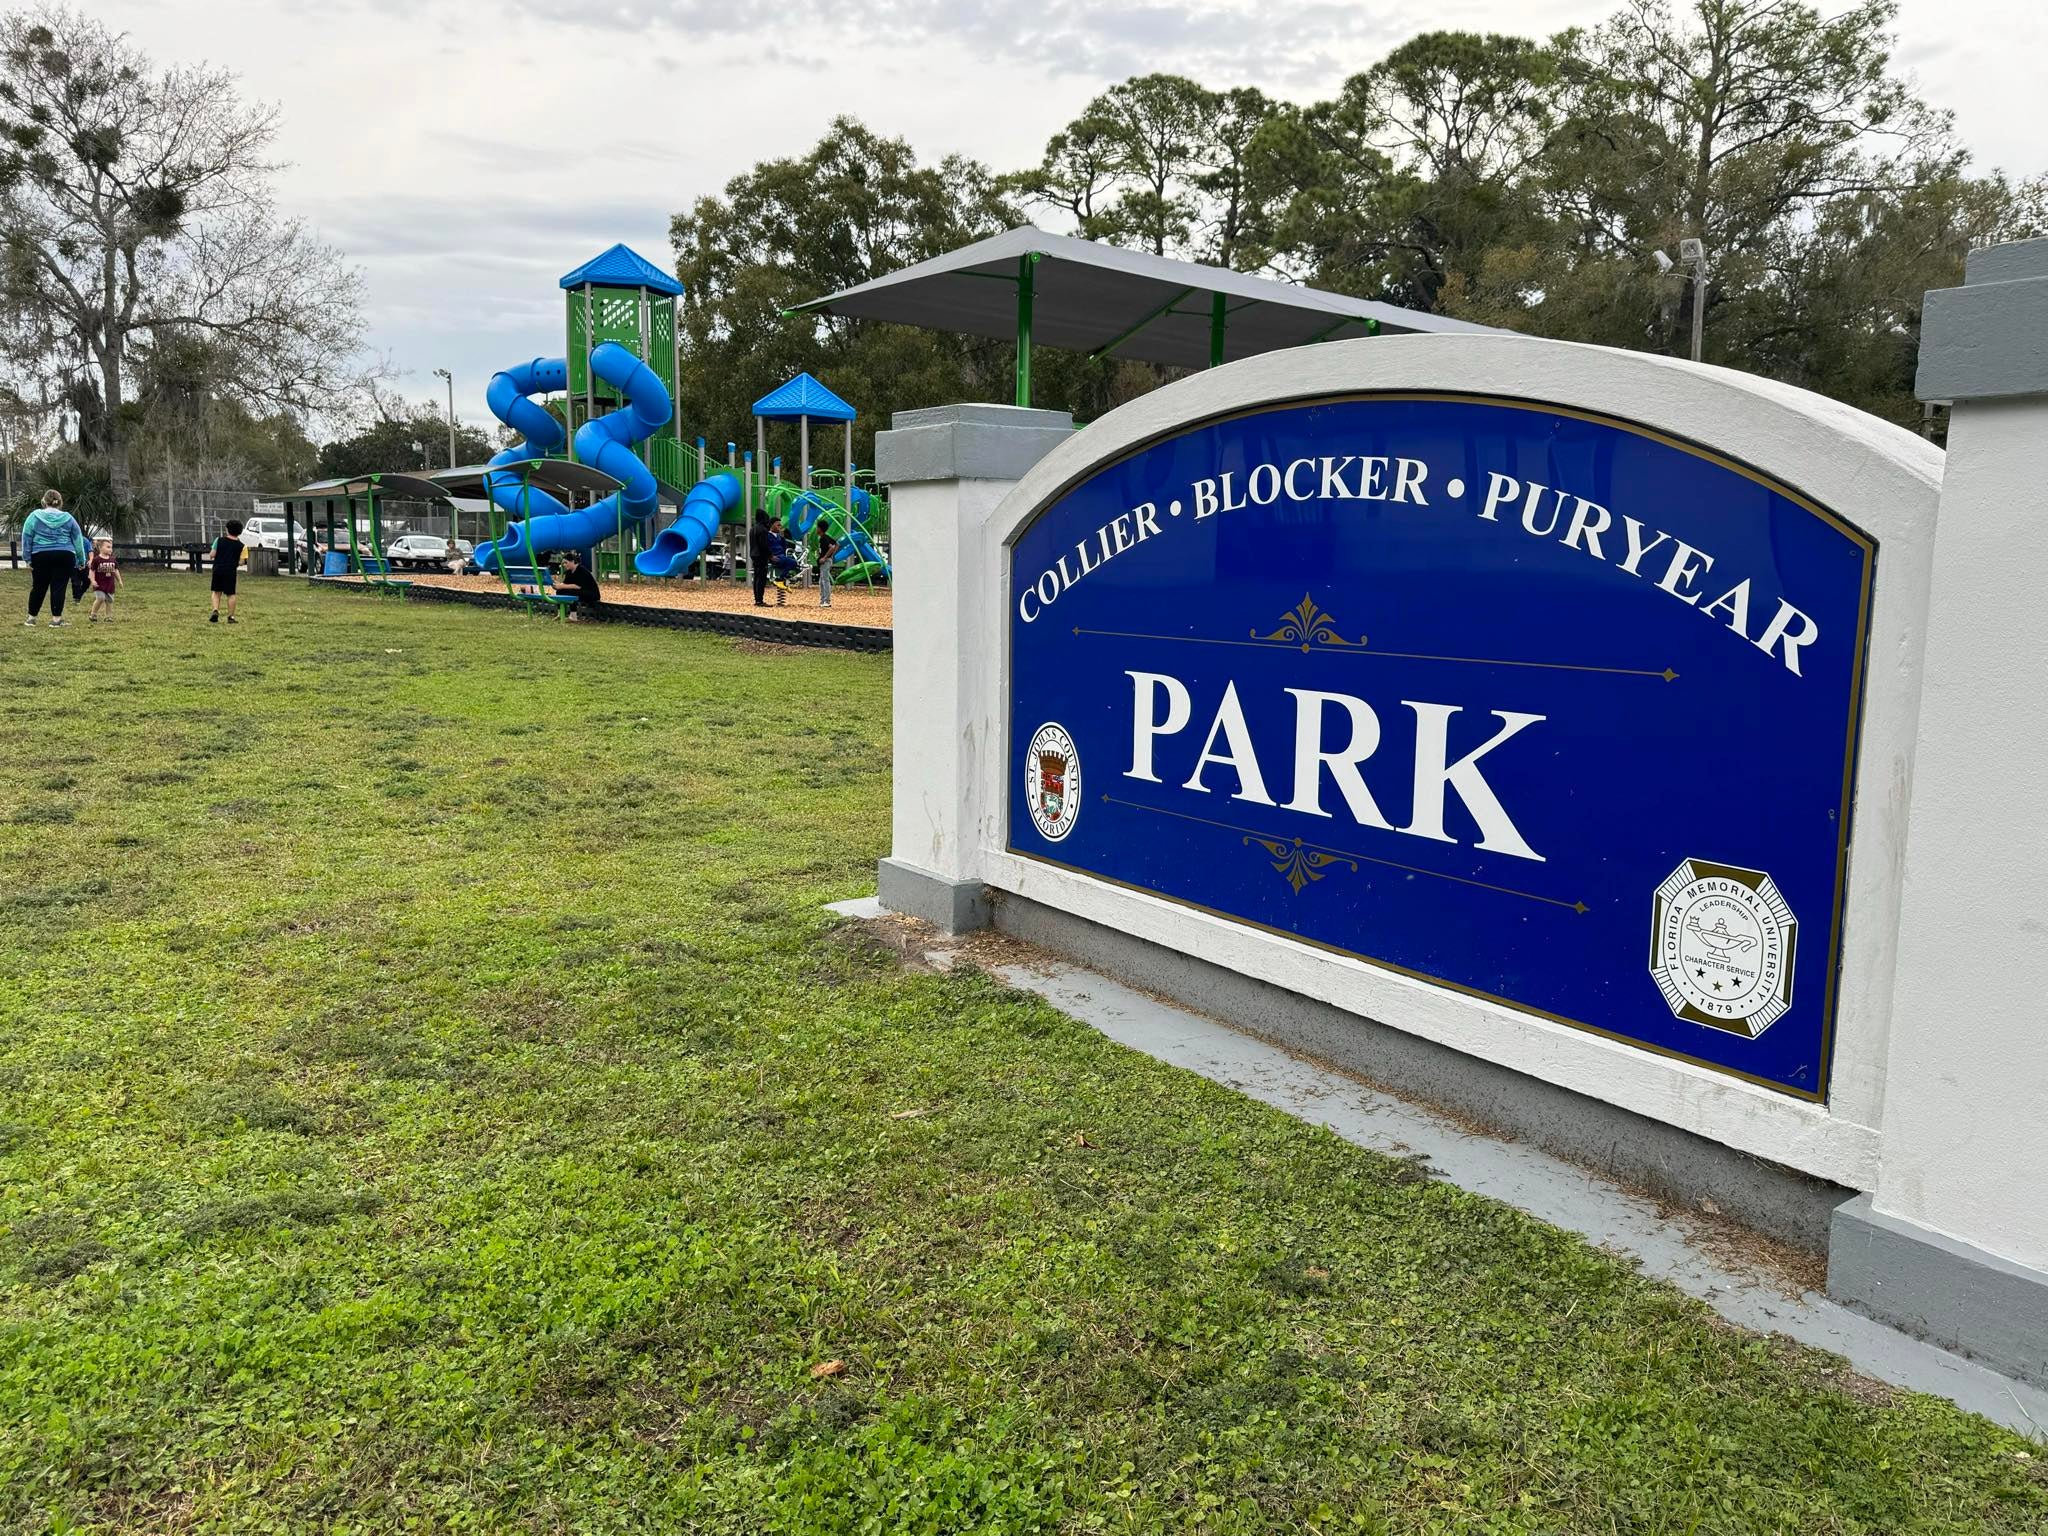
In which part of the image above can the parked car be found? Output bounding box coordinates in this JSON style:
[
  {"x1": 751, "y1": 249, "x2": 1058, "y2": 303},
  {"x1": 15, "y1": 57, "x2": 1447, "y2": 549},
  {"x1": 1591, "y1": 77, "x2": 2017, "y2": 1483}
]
[
  {"x1": 240, "y1": 516, "x2": 291, "y2": 558},
  {"x1": 386, "y1": 535, "x2": 474, "y2": 572}
]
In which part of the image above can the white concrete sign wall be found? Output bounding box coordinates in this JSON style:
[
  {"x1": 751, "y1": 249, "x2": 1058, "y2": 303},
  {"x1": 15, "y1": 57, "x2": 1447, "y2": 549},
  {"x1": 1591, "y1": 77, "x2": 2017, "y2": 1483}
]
[
  {"x1": 1825, "y1": 237, "x2": 2048, "y2": 1378},
  {"x1": 874, "y1": 253, "x2": 2048, "y2": 1385}
]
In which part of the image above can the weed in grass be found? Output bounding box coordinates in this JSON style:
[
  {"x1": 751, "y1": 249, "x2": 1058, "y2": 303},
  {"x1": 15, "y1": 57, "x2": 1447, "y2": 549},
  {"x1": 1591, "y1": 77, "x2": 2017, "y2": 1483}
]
[
  {"x1": 2, "y1": 874, "x2": 109, "y2": 911},
  {"x1": 120, "y1": 768, "x2": 190, "y2": 786},
  {"x1": 182, "y1": 1076, "x2": 325, "y2": 1136},
  {"x1": 21, "y1": 1238, "x2": 114, "y2": 1282}
]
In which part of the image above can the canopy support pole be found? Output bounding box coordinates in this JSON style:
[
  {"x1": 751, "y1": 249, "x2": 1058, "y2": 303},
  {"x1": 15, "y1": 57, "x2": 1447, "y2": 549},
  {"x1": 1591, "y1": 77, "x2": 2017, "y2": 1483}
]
[
  {"x1": 1210, "y1": 291, "x2": 1227, "y2": 367},
  {"x1": 672, "y1": 294, "x2": 684, "y2": 449},
  {"x1": 1015, "y1": 253, "x2": 1036, "y2": 408},
  {"x1": 1306, "y1": 314, "x2": 1382, "y2": 346},
  {"x1": 576, "y1": 282, "x2": 594, "y2": 462},
  {"x1": 1087, "y1": 286, "x2": 1195, "y2": 362}
]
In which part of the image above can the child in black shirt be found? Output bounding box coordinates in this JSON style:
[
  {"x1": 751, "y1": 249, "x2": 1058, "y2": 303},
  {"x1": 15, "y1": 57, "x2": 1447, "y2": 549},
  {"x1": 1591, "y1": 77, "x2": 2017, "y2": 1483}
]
[{"x1": 209, "y1": 520, "x2": 244, "y2": 624}]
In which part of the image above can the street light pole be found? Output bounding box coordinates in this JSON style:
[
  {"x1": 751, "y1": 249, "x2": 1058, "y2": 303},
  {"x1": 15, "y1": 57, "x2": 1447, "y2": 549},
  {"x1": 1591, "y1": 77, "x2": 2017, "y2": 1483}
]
[
  {"x1": 433, "y1": 366, "x2": 458, "y2": 546},
  {"x1": 432, "y1": 368, "x2": 457, "y2": 467}
]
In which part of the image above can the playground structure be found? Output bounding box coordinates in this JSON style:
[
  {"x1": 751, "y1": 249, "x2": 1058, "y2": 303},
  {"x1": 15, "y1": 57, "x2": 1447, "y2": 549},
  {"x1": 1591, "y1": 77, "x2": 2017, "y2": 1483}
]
[
  {"x1": 734, "y1": 372, "x2": 890, "y2": 577},
  {"x1": 274, "y1": 224, "x2": 1528, "y2": 605},
  {"x1": 278, "y1": 243, "x2": 891, "y2": 613}
]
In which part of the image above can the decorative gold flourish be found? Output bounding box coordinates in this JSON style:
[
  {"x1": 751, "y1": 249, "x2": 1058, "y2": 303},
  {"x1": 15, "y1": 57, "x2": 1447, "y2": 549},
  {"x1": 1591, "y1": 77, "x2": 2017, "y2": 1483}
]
[
  {"x1": 1253, "y1": 593, "x2": 1360, "y2": 648},
  {"x1": 1245, "y1": 834, "x2": 1360, "y2": 895},
  {"x1": 1102, "y1": 794, "x2": 1585, "y2": 912}
]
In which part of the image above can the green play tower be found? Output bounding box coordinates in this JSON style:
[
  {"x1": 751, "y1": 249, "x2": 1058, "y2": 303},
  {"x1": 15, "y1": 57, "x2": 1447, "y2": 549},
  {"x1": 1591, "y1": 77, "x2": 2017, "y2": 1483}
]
[{"x1": 560, "y1": 243, "x2": 683, "y2": 457}]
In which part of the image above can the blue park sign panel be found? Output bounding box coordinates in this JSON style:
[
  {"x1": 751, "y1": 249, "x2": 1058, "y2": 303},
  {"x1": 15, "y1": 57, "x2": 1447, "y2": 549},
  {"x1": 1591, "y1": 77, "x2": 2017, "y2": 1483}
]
[{"x1": 1006, "y1": 394, "x2": 1875, "y2": 1101}]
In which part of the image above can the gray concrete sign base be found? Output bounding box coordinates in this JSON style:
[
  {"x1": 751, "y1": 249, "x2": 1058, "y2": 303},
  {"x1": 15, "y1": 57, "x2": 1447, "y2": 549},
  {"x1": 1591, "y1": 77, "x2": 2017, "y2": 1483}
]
[
  {"x1": 876, "y1": 858, "x2": 990, "y2": 934},
  {"x1": 829, "y1": 893, "x2": 2048, "y2": 1438},
  {"x1": 1831, "y1": 1197, "x2": 2048, "y2": 1389}
]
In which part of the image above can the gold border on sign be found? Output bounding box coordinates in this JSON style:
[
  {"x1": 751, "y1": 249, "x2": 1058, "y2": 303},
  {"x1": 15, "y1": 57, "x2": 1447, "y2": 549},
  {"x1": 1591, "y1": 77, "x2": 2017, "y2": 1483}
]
[{"x1": 1000, "y1": 390, "x2": 1878, "y2": 1106}]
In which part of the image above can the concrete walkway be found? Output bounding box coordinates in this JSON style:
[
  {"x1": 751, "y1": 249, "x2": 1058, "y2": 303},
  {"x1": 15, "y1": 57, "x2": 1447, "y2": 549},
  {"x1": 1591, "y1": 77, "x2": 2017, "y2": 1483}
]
[{"x1": 829, "y1": 896, "x2": 2048, "y2": 1438}]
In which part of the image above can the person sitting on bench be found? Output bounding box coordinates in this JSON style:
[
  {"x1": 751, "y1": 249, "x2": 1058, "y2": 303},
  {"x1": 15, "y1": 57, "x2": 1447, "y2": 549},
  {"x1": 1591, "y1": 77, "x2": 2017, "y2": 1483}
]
[{"x1": 555, "y1": 550, "x2": 600, "y2": 619}]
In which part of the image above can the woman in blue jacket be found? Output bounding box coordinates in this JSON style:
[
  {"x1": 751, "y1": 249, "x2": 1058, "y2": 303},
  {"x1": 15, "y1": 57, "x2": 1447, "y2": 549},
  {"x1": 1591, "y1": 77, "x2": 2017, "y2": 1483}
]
[{"x1": 21, "y1": 489, "x2": 88, "y2": 626}]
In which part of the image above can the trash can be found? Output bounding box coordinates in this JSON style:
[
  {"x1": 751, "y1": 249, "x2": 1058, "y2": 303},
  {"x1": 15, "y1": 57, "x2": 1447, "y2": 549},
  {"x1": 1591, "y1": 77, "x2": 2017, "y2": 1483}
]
[
  {"x1": 322, "y1": 550, "x2": 350, "y2": 577},
  {"x1": 248, "y1": 546, "x2": 281, "y2": 577}
]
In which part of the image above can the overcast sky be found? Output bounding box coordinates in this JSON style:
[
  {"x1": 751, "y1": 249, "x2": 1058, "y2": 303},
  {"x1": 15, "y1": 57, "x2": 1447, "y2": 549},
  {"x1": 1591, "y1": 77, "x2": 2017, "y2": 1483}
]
[{"x1": 99, "y1": 0, "x2": 2047, "y2": 435}]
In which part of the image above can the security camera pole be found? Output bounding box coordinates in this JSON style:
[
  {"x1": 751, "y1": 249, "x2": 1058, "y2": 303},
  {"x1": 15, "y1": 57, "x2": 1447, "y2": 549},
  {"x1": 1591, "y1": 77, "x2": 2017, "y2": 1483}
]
[{"x1": 1679, "y1": 238, "x2": 1708, "y2": 363}]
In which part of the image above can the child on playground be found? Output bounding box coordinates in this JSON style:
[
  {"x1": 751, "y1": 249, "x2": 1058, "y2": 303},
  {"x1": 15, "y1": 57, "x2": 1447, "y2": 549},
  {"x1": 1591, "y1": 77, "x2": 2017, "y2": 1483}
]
[
  {"x1": 209, "y1": 519, "x2": 244, "y2": 623},
  {"x1": 767, "y1": 518, "x2": 797, "y2": 604},
  {"x1": 86, "y1": 538, "x2": 121, "y2": 621},
  {"x1": 816, "y1": 522, "x2": 840, "y2": 608},
  {"x1": 749, "y1": 515, "x2": 774, "y2": 607}
]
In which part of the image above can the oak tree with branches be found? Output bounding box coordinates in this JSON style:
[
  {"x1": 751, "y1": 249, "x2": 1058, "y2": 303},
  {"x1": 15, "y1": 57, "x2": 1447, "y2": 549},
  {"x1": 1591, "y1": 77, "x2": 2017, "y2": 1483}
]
[{"x1": 0, "y1": 5, "x2": 364, "y2": 508}]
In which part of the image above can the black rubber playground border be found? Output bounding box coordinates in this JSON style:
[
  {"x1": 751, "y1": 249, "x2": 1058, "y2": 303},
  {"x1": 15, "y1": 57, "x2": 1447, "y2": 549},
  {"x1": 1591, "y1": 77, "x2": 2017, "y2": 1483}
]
[{"x1": 307, "y1": 577, "x2": 892, "y2": 653}]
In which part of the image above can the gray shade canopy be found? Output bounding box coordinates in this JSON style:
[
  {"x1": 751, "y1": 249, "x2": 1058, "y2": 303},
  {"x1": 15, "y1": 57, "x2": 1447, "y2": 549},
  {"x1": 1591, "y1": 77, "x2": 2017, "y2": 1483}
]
[
  {"x1": 428, "y1": 461, "x2": 623, "y2": 501},
  {"x1": 788, "y1": 225, "x2": 1498, "y2": 377},
  {"x1": 289, "y1": 471, "x2": 451, "y2": 502}
]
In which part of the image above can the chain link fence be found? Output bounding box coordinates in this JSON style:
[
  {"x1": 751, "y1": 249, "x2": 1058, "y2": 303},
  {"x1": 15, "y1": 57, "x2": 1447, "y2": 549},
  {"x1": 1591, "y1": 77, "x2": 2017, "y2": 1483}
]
[{"x1": 125, "y1": 488, "x2": 274, "y2": 547}]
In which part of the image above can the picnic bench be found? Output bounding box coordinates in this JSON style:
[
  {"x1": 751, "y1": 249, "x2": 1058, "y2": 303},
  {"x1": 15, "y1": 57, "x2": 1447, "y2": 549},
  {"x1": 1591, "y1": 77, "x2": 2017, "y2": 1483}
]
[{"x1": 499, "y1": 563, "x2": 579, "y2": 618}]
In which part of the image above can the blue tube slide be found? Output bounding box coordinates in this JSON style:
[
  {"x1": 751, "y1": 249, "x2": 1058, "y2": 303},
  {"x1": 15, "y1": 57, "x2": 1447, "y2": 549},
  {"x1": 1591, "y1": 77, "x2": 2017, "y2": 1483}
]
[
  {"x1": 473, "y1": 342, "x2": 672, "y2": 573},
  {"x1": 472, "y1": 357, "x2": 571, "y2": 571},
  {"x1": 634, "y1": 472, "x2": 741, "y2": 576},
  {"x1": 473, "y1": 358, "x2": 570, "y2": 570}
]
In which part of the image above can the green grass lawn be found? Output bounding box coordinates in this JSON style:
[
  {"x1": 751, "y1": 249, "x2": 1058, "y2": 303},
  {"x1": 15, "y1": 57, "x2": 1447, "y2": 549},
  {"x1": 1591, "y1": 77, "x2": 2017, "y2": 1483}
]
[{"x1": 0, "y1": 572, "x2": 2041, "y2": 1534}]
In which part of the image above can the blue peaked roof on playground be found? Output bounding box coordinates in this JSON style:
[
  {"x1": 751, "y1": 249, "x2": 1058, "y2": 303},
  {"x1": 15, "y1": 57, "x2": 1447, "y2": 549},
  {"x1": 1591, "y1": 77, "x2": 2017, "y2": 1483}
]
[
  {"x1": 558, "y1": 243, "x2": 684, "y2": 295},
  {"x1": 752, "y1": 372, "x2": 857, "y2": 422}
]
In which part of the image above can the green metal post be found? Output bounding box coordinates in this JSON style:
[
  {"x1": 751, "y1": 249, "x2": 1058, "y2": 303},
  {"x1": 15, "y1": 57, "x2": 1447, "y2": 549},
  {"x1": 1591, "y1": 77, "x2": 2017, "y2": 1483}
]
[
  {"x1": 1015, "y1": 253, "x2": 1036, "y2": 408},
  {"x1": 1210, "y1": 291, "x2": 1227, "y2": 368},
  {"x1": 365, "y1": 484, "x2": 381, "y2": 588}
]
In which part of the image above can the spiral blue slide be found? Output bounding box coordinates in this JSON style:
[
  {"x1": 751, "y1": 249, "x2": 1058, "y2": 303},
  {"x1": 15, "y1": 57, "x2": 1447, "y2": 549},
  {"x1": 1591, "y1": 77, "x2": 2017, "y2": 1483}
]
[{"x1": 473, "y1": 341, "x2": 673, "y2": 573}]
